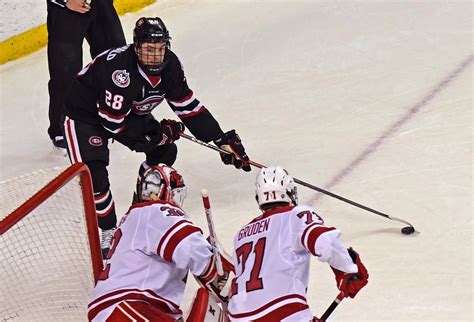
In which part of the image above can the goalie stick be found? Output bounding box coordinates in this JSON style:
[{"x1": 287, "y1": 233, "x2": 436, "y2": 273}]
[
  {"x1": 201, "y1": 189, "x2": 224, "y2": 276},
  {"x1": 181, "y1": 133, "x2": 416, "y2": 235}
]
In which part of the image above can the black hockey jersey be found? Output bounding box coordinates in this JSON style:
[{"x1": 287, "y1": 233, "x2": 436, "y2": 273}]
[{"x1": 64, "y1": 45, "x2": 224, "y2": 142}]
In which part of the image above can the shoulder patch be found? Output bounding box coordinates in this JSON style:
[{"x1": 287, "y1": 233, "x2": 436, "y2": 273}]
[{"x1": 112, "y1": 70, "x2": 130, "y2": 88}]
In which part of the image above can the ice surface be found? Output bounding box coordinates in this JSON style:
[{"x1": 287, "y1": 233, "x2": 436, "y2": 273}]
[{"x1": 0, "y1": 0, "x2": 472, "y2": 321}]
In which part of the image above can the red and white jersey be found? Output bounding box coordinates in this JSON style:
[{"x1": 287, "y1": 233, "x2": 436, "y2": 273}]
[
  {"x1": 227, "y1": 204, "x2": 358, "y2": 322},
  {"x1": 88, "y1": 200, "x2": 217, "y2": 321}
]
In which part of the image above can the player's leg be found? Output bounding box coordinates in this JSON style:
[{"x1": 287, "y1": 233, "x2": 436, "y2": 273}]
[
  {"x1": 86, "y1": 0, "x2": 126, "y2": 58},
  {"x1": 46, "y1": 3, "x2": 91, "y2": 147},
  {"x1": 105, "y1": 301, "x2": 177, "y2": 322},
  {"x1": 63, "y1": 117, "x2": 117, "y2": 257}
]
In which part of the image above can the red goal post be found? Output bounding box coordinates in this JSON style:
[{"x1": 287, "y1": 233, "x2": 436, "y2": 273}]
[{"x1": 0, "y1": 163, "x2": 103, "y2": 321}]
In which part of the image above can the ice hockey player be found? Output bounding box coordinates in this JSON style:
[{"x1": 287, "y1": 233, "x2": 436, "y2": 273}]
[
  {"x1": 62, "y1": 17, "x2": 251, "y2": 256},
  {"x1": 227, "y1": 166, "x2": 369, "y2": 321},
  {"x1": 88, "y1": 164, "x2": 228, "y2": 321}
]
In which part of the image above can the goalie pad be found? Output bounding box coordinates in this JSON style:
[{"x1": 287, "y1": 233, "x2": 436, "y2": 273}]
[{"x1": 186, "y1": 288, "x2": 229, "y2": 322}]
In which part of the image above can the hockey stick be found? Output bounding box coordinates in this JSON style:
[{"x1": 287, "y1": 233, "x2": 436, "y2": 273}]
[
  {"x1": 201, "y1": 189, "x2": 225, "y2": 276},
  {"x1": 181, "y1": 133, "x2": 416, "y2": 234},
  {"x1": 320, "y1": 292, "x2": 345, "y2": 321}
]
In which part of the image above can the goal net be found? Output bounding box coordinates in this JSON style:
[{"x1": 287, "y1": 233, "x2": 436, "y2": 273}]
[{"x1": 0, "y1": 163, "x2": 102, "y2": 321}]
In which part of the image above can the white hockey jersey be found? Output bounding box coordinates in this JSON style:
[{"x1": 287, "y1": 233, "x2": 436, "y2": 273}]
[
  {"x1": 227, "y1": 205, "x2": 358, "y2": 322},
  {"x1": 88, "y1": 200, "x2": 217, "y2": 321}
]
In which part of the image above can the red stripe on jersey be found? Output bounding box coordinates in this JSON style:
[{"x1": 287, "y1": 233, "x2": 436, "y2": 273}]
[
  {"x1": 103, "y1": 124, "x2": 125, "y2": 134},
  {"x1": 117, "y1": 301, "x2": 176, "y2": 322},
  {"x1": 253, "y1": 302, "x2": 309, "y2": 322},
  {"x1": 177, "y1": 106, "x2": 206, "y2": 119},
  {"x1": 88, "y1": 290, "x2": 181, "y2": 321},
  {"x1": 302, "y1": 225, "x2": 336, "y2": 256},
  {"x1": 113, "y1": 302, "x2": 148, "y2": 322},
  {"x1": 228, "y1": 294, "x2": 307, "y2": 319},
  {"x1": 96, "y1": 201, "x2": 115, "y2": 218},
  {"x1": 248, "y1": 205, "x2": 296, "y2": 225},
  {"x1": 163, "y1": 225, "x2": 202, "y2": 262},
  {"x1": 157, "y1": 220, "x2": 193, "y2": 257},
  {"x1": 199, "y1": 255, "x2": 217, "y2": 284},
  {"x1": 65, "y1": 118, "x2": 79, "y2": 162},
  {"x1": 89, "y1": 288, "x2": 179, "y2": 310},
  {"x1": 98, "y1": 108, "x2": 128, "y2": 121},
  {"x1": 94, "y1": 191, "x2": 109, "y2": 203},
  {"x1": 168, "y1": 90, "x2": 194, "y2": 104},
  {"x1": 107, "y1": 305, "x2": 132, "y2": 321}
]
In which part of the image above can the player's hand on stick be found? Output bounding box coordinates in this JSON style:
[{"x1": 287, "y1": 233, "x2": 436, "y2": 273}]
[
  {"x1": 214, "y1": 130, "x2": 251, "y2": 172},
  {"x1": 155, "y1": 119, "x2": 185, "y2": 145},
  {"x1": 332, "y1": 248, "x2": 368, "y2": 298},
  {"x1": 66, "y1": 0, "x2": 91, "y2": 13}
]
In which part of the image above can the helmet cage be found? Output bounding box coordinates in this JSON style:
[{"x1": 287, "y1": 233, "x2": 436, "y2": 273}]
[
  {"x1": 133, "y1": 17, "x2": 172, "y2": 75},
  {"x1": 138, "y1": 164, "x2": 187, "y2": 207}
]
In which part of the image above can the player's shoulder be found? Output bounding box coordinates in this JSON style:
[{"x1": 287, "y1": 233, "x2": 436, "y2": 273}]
[
  {"x1": 292, "y1": 204, "x2": 318, "y2": 214},
  {"x1": 165, "y1": 49, "x2": 180, "y2": 65},
  {"x1": 162, "y1": 49, "x2": 185, "y2": 76},
  {"x1": 102, "y1": 45, "x2": 134, "y2": 64},
  {"x1": 126, "y1": 200, "x2": 189, "y2": 221},
  {"x1": 291, "y1": 204, "x2": 325, "y2": 225}
]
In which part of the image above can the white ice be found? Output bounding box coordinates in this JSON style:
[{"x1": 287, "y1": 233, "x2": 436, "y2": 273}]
[{"x1": 0, "y1": 0, "x2": 472, "y2": 321}]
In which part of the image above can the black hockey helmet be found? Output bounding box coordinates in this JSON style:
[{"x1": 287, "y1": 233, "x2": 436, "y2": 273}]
[{"x1": 133, "y1": 17, "x2": 172, "y2": 75}]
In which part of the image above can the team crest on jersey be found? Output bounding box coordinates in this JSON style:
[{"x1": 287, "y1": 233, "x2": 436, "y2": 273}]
[
  {"x1": 89, "y1": 136, "x2": 103, "y2": 146},
  {"x1": 132, "y1": 95, "x2": 165, "y2": 115},
  {"x1": 112, "y1": 70, "x2": 130, "y2": 88}
]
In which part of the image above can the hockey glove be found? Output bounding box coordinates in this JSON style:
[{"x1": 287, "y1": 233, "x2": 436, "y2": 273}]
[
  {"x1": 213, "y1": 130, "x2": 251, "y2": 172},
  {"x1": 151, "y1": 119, "x2": 185, "y2": 145},
  {"x1": 332, "y1": 247, "x2": 368, "y2": 298}
]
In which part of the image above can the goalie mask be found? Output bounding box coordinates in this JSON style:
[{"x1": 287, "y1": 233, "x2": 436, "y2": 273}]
[
  {"x1": 255, "y1": 166, "x2": 298, "y2": 210},
  {"x1": 137, "y1": 164, "x2": 187, "y2": 207},
  {"x1": 133, "y1": 17, "x2": 171, "y2": 75}
]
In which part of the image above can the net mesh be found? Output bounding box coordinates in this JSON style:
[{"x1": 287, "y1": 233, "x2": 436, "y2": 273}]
[{"x1": 1, "y1": 167, "x2": 95, "y2": 322}]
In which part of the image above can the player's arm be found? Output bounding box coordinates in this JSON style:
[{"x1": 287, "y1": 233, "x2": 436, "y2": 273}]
[
  {"x1": 165, "y1": 51, "x2": 250, "y2": 171},
  {"x1": 291, "y1": 206, "x2": 368, "y2": 298},
  {"x1": 154, "y1": 218, "x2": 217, "y2": 282},
  {"x1": 164, "y1": 53, "x2": 224, "y2": 143},
  {"x1": 155, "y1": 217, "x2": 233, "y2": 302}
]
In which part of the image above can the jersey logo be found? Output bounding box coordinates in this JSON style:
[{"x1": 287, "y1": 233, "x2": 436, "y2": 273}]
[
  {"x1": 89, "y1": 136, "x2": 103, "y2": 146},
  {"x1": 112, "y1": 70, "x2": 130, "y2": 88},
  {"x1": 132, "y1": 95, "x2": 165, "y2": 115}
]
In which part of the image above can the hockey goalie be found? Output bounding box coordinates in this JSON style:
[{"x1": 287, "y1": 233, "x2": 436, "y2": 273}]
[{"x1": 87, "y1": 164, "x2": 233, "y2": 322}]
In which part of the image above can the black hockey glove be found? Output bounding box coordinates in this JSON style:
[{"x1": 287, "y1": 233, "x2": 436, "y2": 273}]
[
  {"x1": 150, "y1": 119, "x2": 185, "y2": 145},
  {"x1": 213, "y1": 130, "x2": 251, "y2": 172}
]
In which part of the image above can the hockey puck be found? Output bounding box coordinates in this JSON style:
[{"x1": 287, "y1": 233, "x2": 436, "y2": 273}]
[{"x1": 401, "y1": 226, "x2": 415, "y2": 235}]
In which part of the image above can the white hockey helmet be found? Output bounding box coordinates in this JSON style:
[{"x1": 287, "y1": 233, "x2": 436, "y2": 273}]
[
  {"x1": 255, "y1": 166, "x2": 297, "y2": 210},
  {"x1": 138, "y1": 164, "x2": 187, "y2": 207}
]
